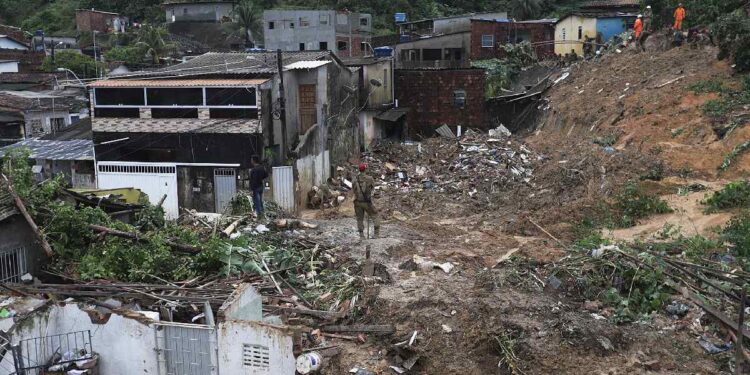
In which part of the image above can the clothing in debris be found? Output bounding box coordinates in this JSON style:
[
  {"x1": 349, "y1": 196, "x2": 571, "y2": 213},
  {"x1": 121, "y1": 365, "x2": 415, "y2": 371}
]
[
  {"x1": 674, "y1": 6, "x2": 686, "y2": 30},
  {"x1": 250, "y1": 164, "x2": 268, "y2": 216},
  {"x1": 353, "y1": 172, "x2": 380, "y2": 238}
]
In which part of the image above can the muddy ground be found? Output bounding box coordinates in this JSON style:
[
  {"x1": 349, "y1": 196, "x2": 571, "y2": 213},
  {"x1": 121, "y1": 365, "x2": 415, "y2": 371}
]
[{"x1": 289, "y1": 44, "x2": 750, "y2": 374}]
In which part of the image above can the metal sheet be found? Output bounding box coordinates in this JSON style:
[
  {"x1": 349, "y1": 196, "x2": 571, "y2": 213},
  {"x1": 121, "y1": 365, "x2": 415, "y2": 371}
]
[
  {"x1": 283, "y1": 60, "x2": 330, "y2": 70},
  {"x1": 272, "y1": 166, "x2": 294, "y2": 212},
  {"x1": 213, "y1": 168, "x2": 237, "y2": 214},
  {"x1": 155, "y1": 323, "x2": 217, "y2": 375}
]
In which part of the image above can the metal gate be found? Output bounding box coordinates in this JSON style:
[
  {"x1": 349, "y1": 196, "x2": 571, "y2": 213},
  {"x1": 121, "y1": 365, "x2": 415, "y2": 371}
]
[
  {"x1": 272, "y1": 166, "x2": 294, "y2": 212},
  {"x1": 155, "y1": 323, "x2": 217, "y2": 375},
  {"x1": 213, "y1": 168, "x2": 236, "y2": 214},
  {"x1": 97, "y1": 162, "x2": 179, "y2": 219},
  {"x1": 0, "y1": 246, "x2": 25, "y2": 283}
]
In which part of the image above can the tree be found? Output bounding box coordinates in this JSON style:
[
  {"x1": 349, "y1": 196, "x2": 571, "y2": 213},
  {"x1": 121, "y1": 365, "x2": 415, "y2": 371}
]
[
  {"x1": 510, "y1": 0, "x2": 542, "y2": 21},
  {"x1": 41, "y1": 50, "x2": 104, "y2": 79},
  {"x1": 104, "y1": 46, "x2": 146, "y2": 65},
  {"x1": 134, "y1": 26, "x2": 176, "y2": 65},
  {"x1": 233, "y1": 0, "x2": 263, "y2": 48}
]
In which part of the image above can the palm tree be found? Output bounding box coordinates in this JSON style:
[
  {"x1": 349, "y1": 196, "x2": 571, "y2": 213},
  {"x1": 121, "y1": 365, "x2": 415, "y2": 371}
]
[
  {"x1": 135, "y1": 26, "x2": 176, "y2": 65},
  {"x1": 233, "y1": 0, "x2": 263, "y2": 48},
  {"x1": 511, "y1": 0, "x2": 542, "y2": 21}
]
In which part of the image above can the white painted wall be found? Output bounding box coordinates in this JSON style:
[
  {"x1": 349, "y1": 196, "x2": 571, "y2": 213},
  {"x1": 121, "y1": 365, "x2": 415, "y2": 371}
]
[
  {"x1": 0, "y1": 303, "x2": 160, "y2": 375},
  {"x1": 96, "y1": 162, "x2": 180, "y2": 219},
  {"x1": 0, "y1": 61, "x2": 18, "y2": 73},
  {"x1": 217, "y1": 320, "x2": 295, "y2": 375},
  {"x1": 0, "y1": 37, "x2": 27, "y2": 50}
]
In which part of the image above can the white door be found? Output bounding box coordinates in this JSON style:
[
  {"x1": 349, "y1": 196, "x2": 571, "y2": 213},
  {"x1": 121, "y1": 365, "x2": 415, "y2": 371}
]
[{"x1": 97, "y1": 162, "x2": 179, "y2": 219}]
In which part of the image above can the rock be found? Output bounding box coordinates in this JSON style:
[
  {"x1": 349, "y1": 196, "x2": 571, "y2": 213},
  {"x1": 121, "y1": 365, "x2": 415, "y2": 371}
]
[
  {"x1": 665, "y1": 301, "x2": 690, "y2": 317},
  {"x1": 598, "y1": 336, "x2": 615, "y2": 352},
  {"x1": 643, "y1": 360, "x2": 660, "y2": 371},
  {"x1": 441, "y1": 324, "x2": 452, "y2": 333}
]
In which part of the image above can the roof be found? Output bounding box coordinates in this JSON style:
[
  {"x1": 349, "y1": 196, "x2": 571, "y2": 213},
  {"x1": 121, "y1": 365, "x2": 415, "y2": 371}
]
[
  {"x1": 89, "y1": 78, "x2": 269, "y2": 88},
  {"x1": 0, "y1": 177, "x2": 18, "y2": 222},
  {"x1": 581, "y1": 0, "x2": 640, "y2": 8},
  {"x1": 556, "y1": 11, "x2": 638, "y2": 22},
  {"x1": 375, "y1": 108, "x2": 408, "y2": 122},
  {"x1": 0, "y1": 60, "x2": 18, "y2": 63},
  {"x1": 471, "y1": 18, "x2": 557, "y2": 24},
  {"x1": 284, "y1": 60, "x2": 330, "y2": 70},
  {"x1": 399, "y1": 12, "x2": 508, "y2": 26},
  {"x1": 40, "y1": 118, "x2": 92, "y2": 141},
  {"x1": 0, "y1": 139, "x2": 93, "y2": 161},
  {"x1": 0, "y1": 35, "x2": 29, "y2": 48},
  {"x1": 0, "y1": 91, "x2": 84, "y2": 112},
  {"x1": 120, "y1": 51, "x2": 335, "y2": 78},
  {"x1": 343, "y1": 57, "x2": 392, "y2": 66},
  {"x1": 75, "y1": 9, "x2": 119, "y2": 15},
  {"x1": 93, "y1": 118, "x2": 261, "y2": 134}
]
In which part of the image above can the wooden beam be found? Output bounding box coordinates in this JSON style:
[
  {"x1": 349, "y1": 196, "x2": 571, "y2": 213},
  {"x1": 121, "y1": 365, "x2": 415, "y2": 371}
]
[
  {"x1": 1, "y1": 174, "x2": 54, "y2": 257},
  {"x1": 88, "y1": 224, "x2": 201, "y2": 254}
]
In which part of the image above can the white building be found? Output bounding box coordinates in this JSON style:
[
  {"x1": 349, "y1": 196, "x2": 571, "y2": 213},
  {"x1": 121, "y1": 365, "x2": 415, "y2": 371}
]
[
  {"x1": 0, "y1": 60, "x2": 19, "y2": 73},
  {"x1": 0, "y1": 35, "x2": 28, "y2": 51}
]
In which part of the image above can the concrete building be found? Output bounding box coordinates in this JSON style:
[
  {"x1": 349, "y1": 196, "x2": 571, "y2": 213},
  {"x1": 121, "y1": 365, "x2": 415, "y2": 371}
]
[
  {"x1": 263, "y1": 10, "x2": 373, "y2": 58},
  {"x1": 164, "y1": 0, "x2": 236, "y2": 23},
  {"x1": 470, "y1": 18, "x2": 557, "y2": 60},
  {"x1": 555, "y1": 12, "x2": 637, "y2": 56},
  {"x1": 398, "y1": 12, "x2": 508, "y2": 37},
  {"x1": 75, "y1": 9, "x2": 126, "y2": 33},
  {"x1": 0, "y1": 90, "x2": 88, "y2": 146},
  {"x1": 394, "y1": 32, "x2": 471, "y2": 69},
  {"x1": 0, "y1": 178, "x2": 48, "y2": 284}
]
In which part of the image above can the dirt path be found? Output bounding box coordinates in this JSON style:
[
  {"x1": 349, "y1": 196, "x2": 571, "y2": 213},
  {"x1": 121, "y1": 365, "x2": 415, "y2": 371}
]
[{"x1": 302, "y1": 208, "x2": 720, "y2": 374}]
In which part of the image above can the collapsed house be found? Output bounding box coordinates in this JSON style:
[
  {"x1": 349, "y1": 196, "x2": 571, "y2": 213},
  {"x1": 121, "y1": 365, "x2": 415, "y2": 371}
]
[
  {"x1": 89, "y1": 50, "x2": 359, "y2": 215},
  {"x1": 0, "y1": 283, "x2": 294, "y2": 374}
]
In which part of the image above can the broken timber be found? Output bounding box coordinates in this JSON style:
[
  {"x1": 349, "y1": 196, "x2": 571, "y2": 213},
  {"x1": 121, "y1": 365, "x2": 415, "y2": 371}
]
[
  {"x1": 1, "y1": 173, "x2": 54, "y2": 257},
  {"x1": 88, "y1": 224, "x2": 202, "y2": 254}
]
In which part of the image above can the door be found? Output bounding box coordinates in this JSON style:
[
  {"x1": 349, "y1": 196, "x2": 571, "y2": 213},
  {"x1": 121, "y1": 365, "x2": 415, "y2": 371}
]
[
  {"x1": 272, "y1": 166, "x2": 294, "y2": 212},
  {"x1": 155, "y1": 323, "x2": 217, "y2": 375},
  {"x1": 298, "y1": 84, "x2": 317, "y2": 133},
  {"x1": 97, "y1": 162, "x2": 179, "y2": 219},
  {"x1": 213, "y1": 168, "x2": 236, "y2": 214}
]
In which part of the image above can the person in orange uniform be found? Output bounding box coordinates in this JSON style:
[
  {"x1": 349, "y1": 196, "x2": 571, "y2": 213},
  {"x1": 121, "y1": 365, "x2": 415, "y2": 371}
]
[
  {"x1": 674, "y1": 3, "x2": 686, "y2": 30},
  {"x1": 634, "y1": 15, "x2": 644, "y2": 40}
]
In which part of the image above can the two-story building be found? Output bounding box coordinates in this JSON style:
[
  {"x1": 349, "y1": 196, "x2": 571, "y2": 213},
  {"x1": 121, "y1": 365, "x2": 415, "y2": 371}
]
[
  {"x1": 164, "y1": 0, "x2": 236, "y2": 23},
  {"x1": 89, "y1": 50, "x2": 359, "y2": 216},
  {"x1": 470, "y1": 18, "x2": 557, "y2": 60},
  {"x1": 344, "y1": 57, "x2": 400, "y2": 148},
  {"x1": 263, "y1": 10, "x2": 372, "y2": 58}
]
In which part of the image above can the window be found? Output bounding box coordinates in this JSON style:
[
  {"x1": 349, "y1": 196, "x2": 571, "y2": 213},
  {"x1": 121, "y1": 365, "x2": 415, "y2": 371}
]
[
  {"x1": 578, "y1": 26, "x2": 583, "y2": 40},
  {"x1": 481, "y1": 34, "x2": 494, "y2": 48},
  {"x1": 50, "y1": 117, "x2": 66, "y2": 132},
  {"x1": 337, "y1": 14, "x2": 348, "y2": 25},
  {"x1": 299, "y1": 17, "x2": 310, "y2": 27},
  {"x1": 183, "y1": 8, "x2": 187, "y2": 14},
  {"x1": 206, "y1": 88, "x2": 256, "y2": 106},
  {"x1": 453, "y1": 90, "x2": 466, "y2": 108},
  {"x1": 0, "y1": 246, "x2": 26, "y2": 283},
  {"x1": 243, "y1": 344, "x2": 270, "y2": 369},
  {"x1": 319, "y1": 41, "x2": 328, "y2": 50},
  {"x1": 320, "y1": 14, "x2": 329, "y2": 25},
  {"x1": 562, "y1": 28, "x2": 566, "y2": 40},
  {"x1": 360, "y1": 42, "x2": 367, "y2": 53},
  {"x1": 289, "y1": 22, "x2": 295, "y2": 29},
  {"x1": 337, "y1": 40, "x2": 348, "y2": 51},
  {"x1": 299, "y1": 42, "x2": 306, "y2": 51},
  {"x1": 383, "y1": 68, "x2": 388, "y2": 88},
  {"x1": 268, "y1": 21, "x2": 275, "y2": 29},
  {"x1": 360, "y1": 17, "x2": 369, "y2": 26},
  {"x1": 146, "y1": 88, "x2": 203, "y2": 106},
  {"x1": 95, "y1": 88, "x2": 145, "y2": 106}
]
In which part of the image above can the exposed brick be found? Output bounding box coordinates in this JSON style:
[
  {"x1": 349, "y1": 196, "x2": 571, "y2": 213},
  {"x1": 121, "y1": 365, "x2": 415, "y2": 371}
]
[{"x1": 470, "y1": 20, "x2": 556, "y2": 60}]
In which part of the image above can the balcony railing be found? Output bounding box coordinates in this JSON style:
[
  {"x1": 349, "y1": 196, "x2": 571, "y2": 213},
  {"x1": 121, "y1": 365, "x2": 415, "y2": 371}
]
[{"x1": 396, "y1": 59, "x2": 470, "y2": 69}]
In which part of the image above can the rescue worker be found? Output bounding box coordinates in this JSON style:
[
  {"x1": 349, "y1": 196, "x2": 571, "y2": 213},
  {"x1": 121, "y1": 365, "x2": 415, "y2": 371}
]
[
  {"x1": 674, "y1": 3, "x2": 686, "y2": 31},
  {"x1": 643, "y1": 5, "x2": 653, "y2": 32},
  {"x1": 634, "y1": 15, "x2": 644, "y2": 41},
  {"x1": 353, "y1": 163, "x2": 380, "y2": 239}
]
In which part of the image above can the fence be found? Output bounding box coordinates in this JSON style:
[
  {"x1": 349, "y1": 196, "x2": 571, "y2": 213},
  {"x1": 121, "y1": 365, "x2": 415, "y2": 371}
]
[
  {"x1": 154, "y1": 322, "x2": 218, "y2": 375},
  {"x1": 11, "y1": 330, "x2": 93, "y2": 373}
]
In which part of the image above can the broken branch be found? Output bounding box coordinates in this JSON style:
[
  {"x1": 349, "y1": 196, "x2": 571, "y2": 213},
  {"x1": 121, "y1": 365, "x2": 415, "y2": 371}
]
[{"x1": 88, "y1": 224, "x2": 201, "y2": 254}]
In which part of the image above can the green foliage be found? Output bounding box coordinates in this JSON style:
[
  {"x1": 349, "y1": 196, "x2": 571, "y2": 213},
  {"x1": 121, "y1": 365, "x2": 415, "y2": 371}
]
[
  {"x1": 229, "y1": 193, "x2": 254, "y2": 215},
  {"x1": 104, "y1": 46, "x2": 147, "y2": 65},
  {"x1": 19, "y1": 0, "x2": 78, "y2": 36},
  {"x1": 592, "y1": 134, "x2": 618, "y2": 147},
  {"x1": 702, "y1": 98, "x2": 736, "y2": 117},
  {"x1": 472, "y1": 42, "x2": 538, "y2": 97},
  {"x1": 42, "y1": 50, "x2": 104, "y2": 79},
  {"x1": 720, "y1": 140, "x2": 750, "y2": 172},
  {"x1": 714, "y1": 9, "x2": 750, "y2": 73},
  {"x1": 510, "y1": 0, "x2": 541, "y2": 20},
  {"x1": 639, "y1": 163, "x2": 665, "y2": 181},
  {"x1": 722, "y1": 211, "x2": 750, "y2": 256},
  {"x1": 688, "y1": 79, "x2": 725, "y2": 94},
  {"x1": 613, "y1": 182, "x2": 672, "y2": 228},
  {"x1": 703, "y1": 181, "x2": 750, "y2": 212},
  {"x1": 603, "y1": 258, "x2": 670, "y2": 323},
  {"x1": 233, "y1": 0, "x2": 264, "y2": 46},
  {"x1": 134, "y1": 26, "x2": 176, "y2": 64}
]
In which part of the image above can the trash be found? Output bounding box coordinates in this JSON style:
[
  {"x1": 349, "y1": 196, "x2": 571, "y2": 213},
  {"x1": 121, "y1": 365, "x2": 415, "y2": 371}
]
[
  {"x1": 591, "y1": 244, "x2": 619, "y2": 258},
  {"x1": 0, "y1": 308, "x2": 13, "y2": 318},
  {"x1": 665, "y1": 301, "x2": 690, "y2": 317},
  {"x1": 296, "y1": 352, "x2": 323, "y2": 374},
  {"x1": 435, "y1": 124, "x2": 455, "y2": 138},
  {"x1": 349, "y1": 368, "x2": 376, "y2": 375},
  {"x1": 547, "y1": 275, "x2": 562, "y2": 290},
  {"x1": 603, "y1": 146, "x2": 616, "y2": 154},
  {"x1": 598, "y1": 336, "x2": 614, "y2": 351},
  {"x1": 392, "y1": 211, "x2": 408, "y2": 221},
  {"x1": 408, "y1": 330, "x2": 418, "y2": 346},
  {"x1": 20, "y1": 273, "x2": 33, "y2": 283},
  {"x1": 389, "y1": 365, "x2": 406, "y2": 374},
  {"x1": 442, "y1": 324, "x2": 453, "y2": 333},
  {"x1": 591, "y1": 313, "x2": 606, "y2": 320},
  {"x1": 488, "y1": 124, "x2": 512, "y2": 138},
  {"x1": 698, "y1": 336, "x2": 733, "y2": 354},
  {"x1": 255, "y1": 224, "x2": 269, "y2": 234},
  {"x1": 413, "y1": 255, "x2": 454, "y2": 274}
]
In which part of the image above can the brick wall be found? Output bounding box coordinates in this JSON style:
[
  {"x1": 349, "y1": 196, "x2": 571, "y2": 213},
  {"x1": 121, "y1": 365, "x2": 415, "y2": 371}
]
[
  {"x1": 395, "y1": 69, "x2": 486, "y2": 137},
  {"x1": 76, "y1": 10, "x2": 117, "y2": 33},
  {"x1": 470, "y1": 20, "x2": 556, "y2": 60}
]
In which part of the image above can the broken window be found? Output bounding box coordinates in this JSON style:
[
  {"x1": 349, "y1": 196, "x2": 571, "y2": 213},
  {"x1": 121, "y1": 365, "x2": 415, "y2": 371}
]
[
  {"x1": 95, "y1": 88, "x2": 144, "y2": 106},
  {"x1": 320, "y1": 14, "x2": 329, "y2": 25},
  {"x1": 453, "y1": 90, "x2": 466, "y2": 109},
  {"x1": 268, "y1": 21, "x2": 275, "y2": 29},
  {"x1": 481, "y1": 34, "x2": 494, "y2": 48},
  {"x1": 337, "y1": 41, "x2": 348, "y2": 51},
  {"x1": 300, "y1": 42, "x2": 306, "y2": 51},
  {"x1": 360, "y1": 17, "x2": 369, "y2": 26},
  {"x1": 319, "y1": 41, "x2": 328, "y2": 50},
  {"x1": 206, "y1": 88, "x2": 256, "y2": 106},
  {"x1": 578, "y1": 26, "x2": 583, "y2": 40},
  {"x1": 300, "y1": 17, "x2": 310, "y2": 27}
]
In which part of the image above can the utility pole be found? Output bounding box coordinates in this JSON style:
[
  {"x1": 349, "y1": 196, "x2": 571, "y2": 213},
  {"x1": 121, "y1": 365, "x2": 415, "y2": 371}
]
[{"x1": 276, "y1": 49, "x2": 287, "y2": 158}]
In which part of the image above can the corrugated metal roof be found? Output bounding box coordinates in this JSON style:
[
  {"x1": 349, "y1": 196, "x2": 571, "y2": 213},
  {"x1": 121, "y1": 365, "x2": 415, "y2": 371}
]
[
  {"x1": 284, "y1": 60, "x2": 330, "y2": 70},
  {"x1": 582, "y1": 0, "x2": 640, "y2": 8},
  {"x1": 0, "y1": 139, "x2": 93, "y2": 160},
  {"x1": 89, "y1": 78, "x2": 269, "y2": 88},
  {"x1": 92, "y1": 118, "x2": 261, "y2": 134}
]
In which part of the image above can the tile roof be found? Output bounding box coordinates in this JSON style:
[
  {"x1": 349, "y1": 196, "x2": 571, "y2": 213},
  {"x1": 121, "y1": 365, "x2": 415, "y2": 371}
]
[
  {"x1": 39, "y1": 118, "x2": 92, "y2": 141},
  {"x1": 0, "y1": 139, "x2": 93, "y2": 161},
  {"x1": 581, "y1": 0, "x2": 640, "y2": 8},
  {"x1": 122, "y1": 51, "x2": 333, "y2": 78},
  {"x1": 0, "y1": 91, "x2": 84, "y2": 112},
  {"x1": 0, "y1": 73, "x2": 60, "y2": 84},
  {"x1": 92, "y1": 118, "x2": 261, "y2": 134},
  {"x1": 89, "y1": 78, "x2": 269, "y2": 88}
]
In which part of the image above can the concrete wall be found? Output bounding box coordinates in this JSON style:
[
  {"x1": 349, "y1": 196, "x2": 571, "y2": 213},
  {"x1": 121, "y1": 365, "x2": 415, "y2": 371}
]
[
  {"x1": 433, "y1": 12, "x2": 507, "y2": 34},
  {"x1": 596, "y1": 17, "x2": 632, "y2": 42},
  {"x1": 24, "y1": 110, "x2": 72, "y2": 138},
  {"x1": 0, "y1": 61, "x2": 18, "y2": 73},
  {"x1": 555, "y1": 15, "x2": 597, "y2": 56},
  {"x1": 166, "y1": 2, "x2": 235, "y2": 23},
  {"x1": 394, "y1": 32, "x2": 471, "y2": 68},
  {"x1": 263, "y1": 10, "x2": 337, "y2": 52},
  {"x1": 395, "y1": 69, "x2": 486, "y2": 138},
  {"x1": 362, "y1": 59, "x2": 393, "y2": 108},
  {"x1": 217, "y1": 321, "x2": 295, "y2": 375},
  {"x1": 75, "y1": 10, "x2": 120, "y2": 33},
  {"x1": 0, "y1": 38, "x2": 26, "y2": 51},
  {"x1": 470, "y1": 20, "x2": 556, "y2": 60},
  {"x1": 0, "y1": 303, "x2": 160, "y2": 374}
]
